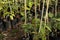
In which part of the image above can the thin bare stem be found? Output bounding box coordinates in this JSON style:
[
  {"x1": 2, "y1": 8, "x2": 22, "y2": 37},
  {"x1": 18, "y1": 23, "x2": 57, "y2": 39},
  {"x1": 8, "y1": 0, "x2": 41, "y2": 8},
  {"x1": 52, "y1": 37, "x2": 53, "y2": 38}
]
[
  {"x1": 24, "y1": 0, "x2": 27, "y2": 24},
  {"x1": 55, "y1": 0, "x2": 58, "y2": 17},
  {"x1": 55, "y1": 0, "x2": 58, "y2": 38},
  {"x1": 45, "y1": 0, "x2": 50, "y2": 24},
  {"x1": 39, "y1": 0, "x2": 45, "y2": 33},
  {"x1": 34, "y1": 0, "x2": 37, "y2": 20}
]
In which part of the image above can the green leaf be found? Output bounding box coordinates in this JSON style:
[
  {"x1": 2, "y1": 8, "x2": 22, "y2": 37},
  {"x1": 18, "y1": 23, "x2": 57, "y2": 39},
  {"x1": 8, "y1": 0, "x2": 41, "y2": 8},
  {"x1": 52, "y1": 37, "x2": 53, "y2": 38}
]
[
  {"x1": 40, "y1": 27, "x2": 46, "y2": 40},
  {"x1": 29, "y1": 2, "x2": 33, "y2": 8},
  {"x1": 0, "y1": 3, "x2": 3, "y2": 10},
  {"x1": 10, "y1": 15, "x2": 13, "y2": 20},
  {"x1": 48, "y1": 12, "x2": 54, "y2": 18},
  {"x1": 0, "y1": 7, "x2": 2, "y2": 10},
  {"x1": 21, "y1": 12, "x2": 25, "y2": 16},
  {"x1": 55, "y1": 18, "x2": 60, "y2": 21},
  {"x1": 45, "y1": 25, "x2": 51, "y2": 31}
]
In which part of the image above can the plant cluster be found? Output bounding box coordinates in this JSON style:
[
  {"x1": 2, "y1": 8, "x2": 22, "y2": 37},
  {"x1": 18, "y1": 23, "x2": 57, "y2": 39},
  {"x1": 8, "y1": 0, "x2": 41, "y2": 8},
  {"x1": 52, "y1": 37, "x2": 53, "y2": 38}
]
[{"x1": 0, "y1": 0, "x2": 60, "y2": 40}]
